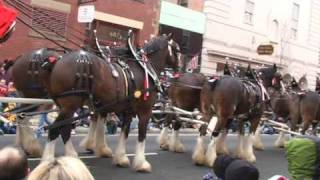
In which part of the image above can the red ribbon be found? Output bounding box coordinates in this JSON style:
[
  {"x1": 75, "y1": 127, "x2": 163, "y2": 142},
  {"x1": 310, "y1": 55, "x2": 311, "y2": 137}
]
[{"x1": 142, "y1": 54, "x2": 149, "y2": 101}]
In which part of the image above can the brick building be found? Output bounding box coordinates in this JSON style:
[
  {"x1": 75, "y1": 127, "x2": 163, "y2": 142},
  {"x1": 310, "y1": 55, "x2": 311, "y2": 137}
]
[{"x1": 0, "y1": 0, "x2": 160, "y2": 60}]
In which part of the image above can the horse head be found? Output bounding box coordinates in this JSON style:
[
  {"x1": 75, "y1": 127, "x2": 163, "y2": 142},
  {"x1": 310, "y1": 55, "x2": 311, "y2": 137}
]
[
  {"x1": 256, "y1": 64, "x2": 279, "y2": 89},
  {"x1": 143, "y1": 34, "x2": 181, "y2": 74},
  {"x1": 298, "y1": 74, "x2": 308, "y2": 90},
  {"x1": 223, "y1": 63, "x2": 232, "y2": 76}
]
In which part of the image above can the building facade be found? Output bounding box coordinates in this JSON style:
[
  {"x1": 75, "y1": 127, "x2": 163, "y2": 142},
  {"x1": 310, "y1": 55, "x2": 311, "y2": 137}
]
[
  {"x1": 201, "y1": 0, "x2": 320, "y2": 89},
  {"x1": 0, "y1": 0, "x2": 160, "y2": 60}
]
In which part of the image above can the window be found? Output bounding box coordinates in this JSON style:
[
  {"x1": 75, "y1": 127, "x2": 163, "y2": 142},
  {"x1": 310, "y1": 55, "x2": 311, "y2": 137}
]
[
  {"x1": 244, "y1": 0, "x2": 254, "y2": 25},
  {"x1": 178, "y1": 0, "x2": 188, "y2": 7},
  {"x1": 291, "y1": 3, "x2": 299, "y2": 39},
  {"x1": 30, "y1": 6, "x2": 68, "y2": 40}
]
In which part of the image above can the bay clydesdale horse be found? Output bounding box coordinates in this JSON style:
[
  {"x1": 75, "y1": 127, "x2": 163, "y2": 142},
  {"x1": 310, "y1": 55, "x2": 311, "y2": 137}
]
[
  {"x1": 192, "y1": 64, "x2": 279, "y2": 167},
  {"x1": 42, "y1": 34, "x2": 181, "y2": 172},
  {"x1": 7, "y1": 48, "x2": 60, "y2": 157},
  {"x1": 157, "y1": 63, "x2": 250, "y2": 153}
]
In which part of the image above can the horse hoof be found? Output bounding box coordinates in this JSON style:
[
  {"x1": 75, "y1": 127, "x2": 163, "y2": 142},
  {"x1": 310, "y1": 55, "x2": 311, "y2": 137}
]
[
  {"x1": 254, "y1": 144, "x2": 265, "y2": 150},
  {"x1": 170, "y1": 143, "x2": 185, "y2": 153},
  {"x1": 113, "y1": 155, "x2": 130, "y2": 167},
  {"x1": 95, "y1": 146, "x2": 112, "y2": 158},
  {"x1": 160, "y1": 143, "x2": 169, "y2": 150},
  {"x1": 192, "y1": 152, "x2": 206, "y2": 166},
  {"x1": 133, "y1": 160, "x2": 151, "y2": 173},
  {"x1": 246, "y1": 156, "x2": 256, "y2": 163}
]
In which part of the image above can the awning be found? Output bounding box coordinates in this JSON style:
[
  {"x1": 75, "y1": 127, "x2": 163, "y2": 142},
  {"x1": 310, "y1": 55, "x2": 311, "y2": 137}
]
[
  {"x1": 95, "y1": 11, "x2": 143, "y2": 30},
  {"x1": 159, "y1": 1, "x2": 205, "y2": 34}
]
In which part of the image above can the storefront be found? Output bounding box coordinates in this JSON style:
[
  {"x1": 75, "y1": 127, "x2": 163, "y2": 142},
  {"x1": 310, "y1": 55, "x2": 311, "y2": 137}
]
[{"x1": 159, "y1": 1, "x2": 205, "y2": 71}]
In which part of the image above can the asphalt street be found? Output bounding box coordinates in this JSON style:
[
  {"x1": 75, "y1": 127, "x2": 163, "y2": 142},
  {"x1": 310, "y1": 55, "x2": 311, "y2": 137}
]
[{"x1": 0, "y1": 133, "x2": 289, "y2": 180}]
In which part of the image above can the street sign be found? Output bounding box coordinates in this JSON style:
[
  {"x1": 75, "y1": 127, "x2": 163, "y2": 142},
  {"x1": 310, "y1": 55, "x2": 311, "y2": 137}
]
[
  {"x1": 78, "y1": 5, "x2": 95, "y2": 23},
  {"x1": 257, "y1": 44, "x2": 274, "y2": 55}
]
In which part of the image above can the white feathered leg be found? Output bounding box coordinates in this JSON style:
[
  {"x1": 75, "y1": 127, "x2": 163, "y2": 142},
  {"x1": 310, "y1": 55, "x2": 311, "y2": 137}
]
[
  {"x1": 65, "y1": 139, "x2": 78, "y2": 158},
  {"x1": 113, "y1": 132, "x2": 130, "y2": 167},
  {"x1": 158, "y1": 127, "x2": 169, "y2": 150},
  {"x1": 17, "y1": 117, "x2": 42, "y2": 157},
  {"x1": 205, "y1": 138, "x2": 217, "y2": 167},
  {"x1": 169, "y1": 130, "x2": 185, "y2": 153},
  {"x1": 41, "y1": 139, "x2": 57, "y2": 162},
  {"x1": 94, "y1": 115, "x2": 112, "y2": 157},
  {"x1": 243, "y1": 134, "x2": 256, "y2": 163},
  {"x1": 235, "y1": 134, "x2": 245, "y2": 159},
  {"x1": 80, "y1": 120, "x2": 97, "y2": 151},
  {"x1": 133, "y1": 140, "x2": 151, "y2": 172},
  {"x1": 192, "y1": 136, "x2": 206, "y2": 165},
  {"x1": 274, "y1": 131, "x2": 286, "y2": 148},
  {"x1": 216, "y1": 131, "x2": 229, "y2": 154},
  {"x1": 253, "y1": 125, "x2": 264, "y2": 150}
]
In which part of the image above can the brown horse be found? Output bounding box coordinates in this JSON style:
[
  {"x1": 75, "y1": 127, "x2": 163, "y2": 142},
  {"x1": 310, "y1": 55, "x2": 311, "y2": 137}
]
[
  {"x1": 269, "y1": 74, "x2": 320, "y2": 147},
  {"x1": 157, "y1": 63, "x2": 249, "y2": 153},
  {"x1": 158, "y1": 72, "x2": 206, "y2": 152},
  {"x1": 192, "y1": 64, "x2": 278, "y2": 167},
  {"x1": 8, "y1": 48, "x2": 60, "y2": 157},
  {"x1": 42, "y1": 34, "x2": 180, "y2": 172}
]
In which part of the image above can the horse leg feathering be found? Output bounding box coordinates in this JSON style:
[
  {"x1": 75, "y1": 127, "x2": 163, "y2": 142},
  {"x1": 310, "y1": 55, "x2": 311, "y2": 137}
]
[{"x1": 113, "y1": 113, "x2": 132, "y2": 167}]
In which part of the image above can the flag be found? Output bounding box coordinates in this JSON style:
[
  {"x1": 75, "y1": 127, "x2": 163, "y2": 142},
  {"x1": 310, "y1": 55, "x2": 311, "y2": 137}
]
[
  {"x1": 0, "y1": 1, "x2": 17, "y2": 39},
  {"x1": 187, "y1": 54, "x2": 199, "y2": 70}
]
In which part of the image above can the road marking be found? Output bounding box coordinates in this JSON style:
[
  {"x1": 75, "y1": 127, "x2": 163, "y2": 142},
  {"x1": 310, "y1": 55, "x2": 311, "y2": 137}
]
[{"x1": 28, "y1": 152, "x2": 158, "y2": 161}]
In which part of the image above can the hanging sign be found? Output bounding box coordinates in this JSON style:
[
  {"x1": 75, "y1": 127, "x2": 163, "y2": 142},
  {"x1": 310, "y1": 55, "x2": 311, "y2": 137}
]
[{"x1": 78, "y1": 5, "x2": 95, "y2": 23}]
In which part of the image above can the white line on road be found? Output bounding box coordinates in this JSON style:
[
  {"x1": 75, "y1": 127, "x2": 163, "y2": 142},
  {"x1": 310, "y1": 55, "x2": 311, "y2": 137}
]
[{"x1": 28, "y1": 152, "x2": 158, "y2": 161}]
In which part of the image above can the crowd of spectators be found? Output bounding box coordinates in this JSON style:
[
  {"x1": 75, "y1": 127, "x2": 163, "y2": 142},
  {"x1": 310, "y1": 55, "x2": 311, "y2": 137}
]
[{"x1": 0, "y1": 146, "x2": 94, "y2": 180}]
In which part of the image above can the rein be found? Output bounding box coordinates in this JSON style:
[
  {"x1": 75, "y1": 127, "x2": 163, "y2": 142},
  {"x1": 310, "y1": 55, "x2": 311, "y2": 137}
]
[{"x1": 168, "y1": 81, "x2": 203, "y2": 90}]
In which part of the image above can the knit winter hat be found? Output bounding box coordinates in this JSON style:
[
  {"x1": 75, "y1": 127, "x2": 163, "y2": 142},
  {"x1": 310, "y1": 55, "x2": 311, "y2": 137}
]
[
  {"x1": 213, "y1": 155, "x2": 238, "y2": 179},
  {"x1": 225, "y1": 159, "x2": 259, "y2": 180}
]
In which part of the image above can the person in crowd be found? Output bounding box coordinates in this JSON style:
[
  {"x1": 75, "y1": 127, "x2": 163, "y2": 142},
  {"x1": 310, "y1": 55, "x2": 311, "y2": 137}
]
[
  {"x1": 36, "y1": 104, "x2": 53, "y2": 137},
  {"x1": 0, "y1": 146, "x2": 29, "y2": 180},
  {"x1": 212, "y1": 154, "x2": 259, "y2": 180},
  {"x1": 28, "y1": 156, "x2": 94, "y2": 180}
]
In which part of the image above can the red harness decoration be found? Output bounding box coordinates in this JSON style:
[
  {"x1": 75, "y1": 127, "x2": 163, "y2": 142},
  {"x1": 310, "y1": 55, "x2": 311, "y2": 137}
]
[
  {"x1": 142, "y1": 54, "x2": 149, "y2": 101},
  {"x1": 0, "y1": 1, "x2": 17, "y2": 39}
]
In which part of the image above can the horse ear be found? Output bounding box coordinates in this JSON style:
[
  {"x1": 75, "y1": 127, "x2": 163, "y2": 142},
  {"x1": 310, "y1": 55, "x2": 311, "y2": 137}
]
[
  {"x1": 273, "y1": 63, "x2": 277, "y2": 70},
  {"x1": 247, "y1": 64, "x2": 251, "y2": 71},
  {"x1": 167, "y1": 33, "x2": 172, "y2": 40}
]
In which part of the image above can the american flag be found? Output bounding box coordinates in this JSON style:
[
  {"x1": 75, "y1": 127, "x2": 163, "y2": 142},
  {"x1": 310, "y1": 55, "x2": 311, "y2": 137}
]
[{"x1": 187, "y1": 54, "x2": 199, "y2": 70}]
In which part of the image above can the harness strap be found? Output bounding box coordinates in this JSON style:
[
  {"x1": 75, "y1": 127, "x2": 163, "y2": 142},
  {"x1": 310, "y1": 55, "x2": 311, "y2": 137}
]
[
  {"x1": 45, "y1": 86, "x2": 158, "y2": 130},
  {"x1": 119, "y1": 65, "x2": 129, "y2": 97}
]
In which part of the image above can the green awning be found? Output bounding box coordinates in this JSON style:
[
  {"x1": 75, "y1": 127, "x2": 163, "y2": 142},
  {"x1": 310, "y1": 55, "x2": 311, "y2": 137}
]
[{"x1": 159, "y1": 1, "x2": 206, "y2": 34}]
